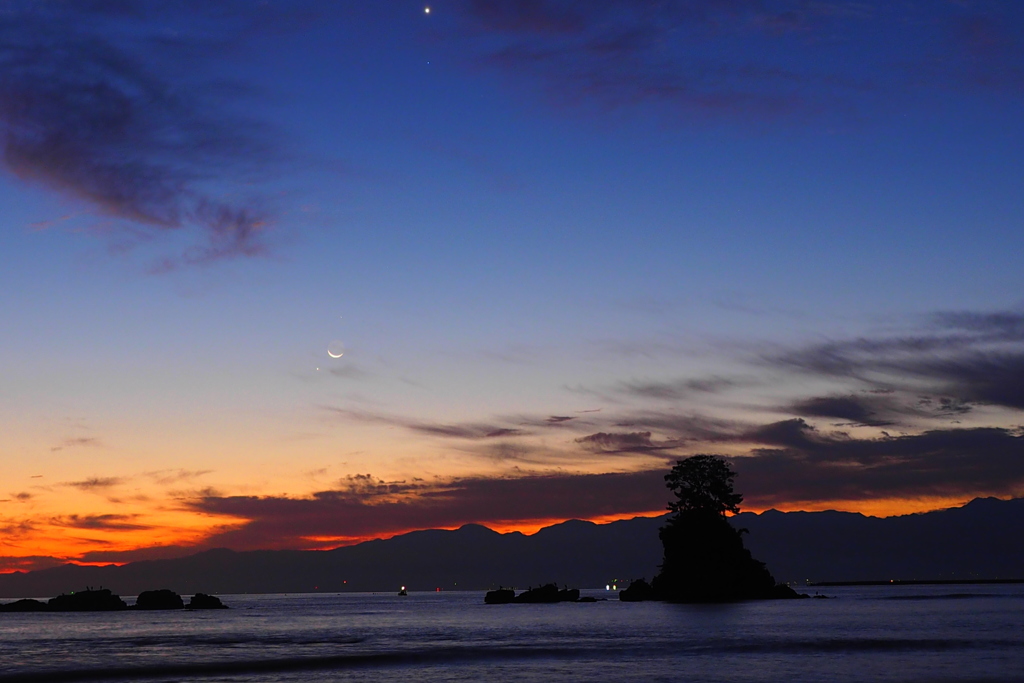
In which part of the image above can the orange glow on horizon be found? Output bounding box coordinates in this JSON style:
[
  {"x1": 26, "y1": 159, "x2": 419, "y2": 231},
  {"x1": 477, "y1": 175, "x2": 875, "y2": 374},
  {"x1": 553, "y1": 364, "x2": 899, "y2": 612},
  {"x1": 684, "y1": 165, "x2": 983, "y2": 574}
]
[
  {"x1": 289, "y1": 511, "x2": 672, "y2": 551},
  {"x1": 482, "y1": 510, "x2": 667, "y2": 536},
  {"x1": 0, "y1": 508, "x2": 246, "y2": 574},
  {"x1": 742, "y1": 495, "x2": 994, "y2": 518},
  {"x1": 3, "y1": 496, "x2": 1010, "y2": 574}
]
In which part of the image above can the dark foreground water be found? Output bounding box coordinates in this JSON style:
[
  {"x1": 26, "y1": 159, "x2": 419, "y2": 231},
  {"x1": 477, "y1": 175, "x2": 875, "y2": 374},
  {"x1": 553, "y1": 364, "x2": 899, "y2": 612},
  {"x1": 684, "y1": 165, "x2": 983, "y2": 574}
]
[{"x1": 1, "y1": 585, "x2": 1022, "y2": 683}]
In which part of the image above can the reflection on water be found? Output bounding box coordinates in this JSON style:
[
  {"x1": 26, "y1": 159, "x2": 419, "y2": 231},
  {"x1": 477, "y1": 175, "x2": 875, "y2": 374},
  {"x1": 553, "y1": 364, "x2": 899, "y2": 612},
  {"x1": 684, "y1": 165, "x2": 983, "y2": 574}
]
[{"x1": 1, "y1": 585, "x2": 1022, "y2": 682}]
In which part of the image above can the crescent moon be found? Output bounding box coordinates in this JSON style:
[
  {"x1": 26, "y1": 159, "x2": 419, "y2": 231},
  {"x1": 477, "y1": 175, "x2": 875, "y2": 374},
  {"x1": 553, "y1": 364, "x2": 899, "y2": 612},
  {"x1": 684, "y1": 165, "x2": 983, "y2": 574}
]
[{"x1": 327, "y1": 350, "x2": 343, "y2": 358}]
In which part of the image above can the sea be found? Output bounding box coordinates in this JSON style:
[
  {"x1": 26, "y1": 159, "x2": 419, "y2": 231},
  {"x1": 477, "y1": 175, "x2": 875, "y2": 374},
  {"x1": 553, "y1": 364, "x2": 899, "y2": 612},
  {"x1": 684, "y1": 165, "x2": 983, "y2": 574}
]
[{"x1": 1, "y1": 584, "x2": 1022, "y2": 683}]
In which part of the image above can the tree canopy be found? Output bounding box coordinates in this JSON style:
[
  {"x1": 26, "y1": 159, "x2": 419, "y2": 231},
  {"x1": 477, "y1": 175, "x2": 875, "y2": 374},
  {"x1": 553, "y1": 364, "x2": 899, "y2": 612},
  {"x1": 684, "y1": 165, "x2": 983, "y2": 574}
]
[{"x1": 664, "y1": 455, "x2": 743, "y2": 517}]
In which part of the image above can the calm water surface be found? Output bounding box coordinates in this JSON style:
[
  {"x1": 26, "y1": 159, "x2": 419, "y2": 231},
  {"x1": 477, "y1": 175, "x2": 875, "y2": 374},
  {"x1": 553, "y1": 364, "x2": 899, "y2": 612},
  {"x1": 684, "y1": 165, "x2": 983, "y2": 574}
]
[{"x1": 1, "y1": 585, "x2": 1022, "y2": 682}]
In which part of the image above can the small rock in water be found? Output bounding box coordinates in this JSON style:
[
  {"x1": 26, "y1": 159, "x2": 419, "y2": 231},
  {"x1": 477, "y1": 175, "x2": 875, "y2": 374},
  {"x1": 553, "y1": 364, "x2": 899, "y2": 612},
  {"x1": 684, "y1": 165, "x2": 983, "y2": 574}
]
[
  {"x1": 187, "y1": 593, "x2": 228, "y2": 609},
  {"x1": 619, "y1": 579, "x2": 656, "y2": 602},
  {"x1": 0, "y1": 599, "x2": 50, "y2": 612},
  {"x1": 135, "y1": 589, "x2": 185, "y2": 610}
]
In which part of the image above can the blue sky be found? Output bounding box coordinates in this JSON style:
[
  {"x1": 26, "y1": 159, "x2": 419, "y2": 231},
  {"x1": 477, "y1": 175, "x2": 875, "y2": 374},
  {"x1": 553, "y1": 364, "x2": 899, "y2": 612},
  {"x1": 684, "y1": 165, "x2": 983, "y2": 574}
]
[{"x1": 2, "y1": 0, "x2": 1024, "y2": 569}]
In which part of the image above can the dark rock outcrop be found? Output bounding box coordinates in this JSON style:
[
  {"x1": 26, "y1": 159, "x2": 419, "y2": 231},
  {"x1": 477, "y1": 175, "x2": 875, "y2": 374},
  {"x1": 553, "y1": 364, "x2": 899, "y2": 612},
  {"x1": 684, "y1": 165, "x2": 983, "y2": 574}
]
[
  {"x1": 484, "y1": 588, "x2": 515, "y2": 604},
  {"x1": 510, "y1": 583, "x2": 581, "y2": 603},
  {"x1": 2, "y1": 588, "x2": 230, "y2": 613},
  {"x1": 134, "y1": 589, "x2": 184, "y2": 610},
  {"x1": 557, "y1": 588, "x2": 580, "y2": 602},
  {"x1": 187, "y1": 593, "x2": 228, "y2": 609},
  {"x1": 772, "y1": 584, "x2": 807, "y2": 599},
  {"x1": 0, "y1": 598, "x2": 49, "y2": 612},
  {"x1": 48, "y1": 588, "x2": 127, "y2": 611},
  {"x1": 513, "y1": 583, "x2": 561, "y2": 603},
  {"x1": 653, "y1": 511, "x2": 805, "y2": 602},
  {"x1": 485, "y1": 584, "x2": 585, "y2": 604},
  {"x1": 618, "y1": 578, "x2": 656, "y2": 602}
]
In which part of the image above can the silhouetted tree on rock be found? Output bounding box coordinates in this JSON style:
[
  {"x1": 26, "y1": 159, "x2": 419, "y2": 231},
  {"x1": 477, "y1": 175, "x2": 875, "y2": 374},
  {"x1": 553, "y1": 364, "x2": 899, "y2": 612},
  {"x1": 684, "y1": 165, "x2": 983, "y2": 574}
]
[{"x1": 652, "y1": 455, "x2": 802, "y2": 602}]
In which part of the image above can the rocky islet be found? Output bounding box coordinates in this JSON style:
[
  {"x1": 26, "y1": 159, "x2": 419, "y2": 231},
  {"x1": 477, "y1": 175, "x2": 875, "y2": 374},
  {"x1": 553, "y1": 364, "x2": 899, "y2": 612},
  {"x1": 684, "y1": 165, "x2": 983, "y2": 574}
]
[{"x1": 0, "y1": 588, "x2": 228, "y2": 612}]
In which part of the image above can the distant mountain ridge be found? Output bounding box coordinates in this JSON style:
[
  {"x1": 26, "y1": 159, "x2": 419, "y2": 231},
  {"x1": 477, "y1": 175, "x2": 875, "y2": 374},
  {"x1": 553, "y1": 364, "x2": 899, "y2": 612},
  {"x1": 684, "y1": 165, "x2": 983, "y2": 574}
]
[
  {"x1": 1, "y1": 497, "x2": 1021, "y2": 598},
  {"x1": 737, "y1": 496, "x2": 1024, "y2": 584}
]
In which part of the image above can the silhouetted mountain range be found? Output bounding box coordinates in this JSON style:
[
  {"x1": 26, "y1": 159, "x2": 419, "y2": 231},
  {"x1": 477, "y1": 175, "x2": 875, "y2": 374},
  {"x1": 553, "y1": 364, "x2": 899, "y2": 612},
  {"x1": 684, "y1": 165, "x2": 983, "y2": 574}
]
[
  {"x1": 737, "y1": 496, "x2": 1024, "y2": 584},
  {"x1": 1, "y1": 497, "x2": 1021, "y2": 598}
]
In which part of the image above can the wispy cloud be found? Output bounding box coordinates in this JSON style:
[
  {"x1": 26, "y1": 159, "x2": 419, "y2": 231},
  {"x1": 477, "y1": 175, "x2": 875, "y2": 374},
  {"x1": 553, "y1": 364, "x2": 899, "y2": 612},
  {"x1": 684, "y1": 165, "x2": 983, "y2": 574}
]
[
  {"x1": 50, "y1": 514, "x2": 151, "y2": 531},
  {"x1": 450, "y1": 0, "x2": 860, "y2": 118},
  {"x1": 51, "y1": 437, "x2": 102, "y2": 452},
  {"x1": 771, "y1": 310, "x2": 1024, "y2": 411},
  {"x1": 328, "y1": 365, "x2": 375, "y2": 381},
  {"x1": 328, "y1": 407, "x2": 532, "y2": 440},
  {"x1": 575, "y1": 431, "x2": 679, "y2": 455},
  {"x1": 0, "y1": 3, "x2": 282, "y2": 267},
  {"x1": 65, "y1": 477, "x2": 124, "y2": 491},
  {"x1": 0, "y1": 518, "x2": 35, "y2": 538},
  {"x1": 448, "y1": 0, "x2": 1024, "y2": 120},
  {"x1": 931, "y1": 9, "x2": 1024, "y2": 93},
  {"x1": 144, "y1": 469, "x2": 213, "y2": 486},
  {"x1": 789, "y1": 394, "x2": 895, "y2": 427},
  {"x1": 610, "y1": 411, "x2": 745, "y2": 443},
  {"x1": 616, "y1": 376, "x2": 739, "y2": 401},
  {"x1": 28, "y1": 212, "x2": 79, "y2": 232}
]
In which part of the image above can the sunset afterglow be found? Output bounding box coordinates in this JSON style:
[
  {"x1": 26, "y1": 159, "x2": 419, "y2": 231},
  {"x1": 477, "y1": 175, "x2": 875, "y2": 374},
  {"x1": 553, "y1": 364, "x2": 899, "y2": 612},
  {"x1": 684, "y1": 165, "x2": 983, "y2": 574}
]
[{"x1": 3, "y1": 1, "x2": 1024, "y2": 573}]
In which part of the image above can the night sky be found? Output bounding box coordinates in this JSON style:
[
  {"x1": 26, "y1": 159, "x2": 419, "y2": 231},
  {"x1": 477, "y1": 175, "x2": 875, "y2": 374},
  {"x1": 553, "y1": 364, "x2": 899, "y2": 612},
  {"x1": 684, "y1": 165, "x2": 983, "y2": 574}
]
[{"x1": 2, "y1": 0, "x2": 1024, "y2": 571}]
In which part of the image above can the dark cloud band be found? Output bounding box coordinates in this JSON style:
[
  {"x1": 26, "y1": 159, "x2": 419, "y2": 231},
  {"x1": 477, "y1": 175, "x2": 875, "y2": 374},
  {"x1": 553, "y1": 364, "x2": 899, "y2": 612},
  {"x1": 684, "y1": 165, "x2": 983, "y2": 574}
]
[{"x1": 184, "y1": 469, "x2": 668, "y2": 550}]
